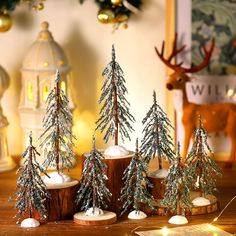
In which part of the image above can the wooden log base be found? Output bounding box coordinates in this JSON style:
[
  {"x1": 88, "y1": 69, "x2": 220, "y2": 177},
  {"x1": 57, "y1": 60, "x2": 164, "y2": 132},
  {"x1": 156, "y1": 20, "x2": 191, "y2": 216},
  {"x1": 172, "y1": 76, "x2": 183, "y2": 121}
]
[
  {"x1": 148, "y1": 176, "x2": 166, "y2": 200},
  {"x1": 46, "y1": 179, "x2": 79, "y2": 190},
  {"x1": 104, "y1": 151, "x2": 134, "y2": 159},
  {"x1": 153, "y1": 191, "x2": 218, "y2": 216},
  {"x1": 74, "y1": 211, "x2": 117, "y2": 226},
  {"x1": 46, "y1": 179, "x2": 80, "y2": 221}
]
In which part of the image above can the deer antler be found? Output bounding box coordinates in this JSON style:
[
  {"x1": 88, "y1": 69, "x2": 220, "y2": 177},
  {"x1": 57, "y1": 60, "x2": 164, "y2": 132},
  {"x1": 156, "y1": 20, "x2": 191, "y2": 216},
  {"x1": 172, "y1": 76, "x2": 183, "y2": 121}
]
[
  {"x1": 155, "y1": 33, "x2": 215, "y2": 73},
  {"x1": 184, "y1": 39, "x2": 215, "y2": 73},
  {"x1": 155, "y1": 33, "x2": 186, "y2": 71}
]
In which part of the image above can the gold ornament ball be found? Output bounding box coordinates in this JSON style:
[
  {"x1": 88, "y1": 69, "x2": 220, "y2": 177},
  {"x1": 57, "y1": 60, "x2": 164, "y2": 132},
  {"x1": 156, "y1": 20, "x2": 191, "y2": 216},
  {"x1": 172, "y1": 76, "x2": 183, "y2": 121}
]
[
  {"x1": 123, "y1": 23, "x2": 128, "y2": 29},
  {"x1": 115, "y1": 14, "x2": 128, "y2": 23},
  {"x1": 0, "y1": 12, "x2": 12, "y2": 32},
  {"x1": 111, "y1": 0, "x2": 123, "y2": 5},
  {"x1": 97, "y1": 9, "x2": 115, "y2": 24},
  {"x1": 37, "y1": 3, "x2": 44, "y2": 10}
]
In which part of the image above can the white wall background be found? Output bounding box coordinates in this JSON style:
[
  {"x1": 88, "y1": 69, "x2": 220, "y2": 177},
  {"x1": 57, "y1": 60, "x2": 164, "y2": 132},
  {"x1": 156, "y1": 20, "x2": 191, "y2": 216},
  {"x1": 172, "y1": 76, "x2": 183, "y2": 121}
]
[{"x1": 0, "y1": 0, "x2": 166, "y2": 155}]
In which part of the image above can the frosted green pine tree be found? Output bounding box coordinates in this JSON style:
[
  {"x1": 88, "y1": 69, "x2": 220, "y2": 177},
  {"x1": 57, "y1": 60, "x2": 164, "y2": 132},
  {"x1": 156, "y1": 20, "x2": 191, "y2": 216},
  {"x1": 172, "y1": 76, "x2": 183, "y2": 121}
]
[
  {"x1": 75, "y1": 136, "x2": 111, "y2": 215},
  {"x1": 140, "y1": 90, "x2": 174, "y2": 169},
  {"x1": 186, "y1": 116, "x2": 222, "y2": 197},
  {"x1": 161, "y1": 142, "x2": 192, "y2": 215},
  {"x1": 39, "y1": 69, "x2": 76, "y2": 173},
  {"x1": 14, "y1": 132, "x2": 50, "y2": 224},
  {"x1": 96, "y1": 45, "x2": 135, "y2": 145},
  {"x1": 120, "y1": 139, "x2": 154, "y2": 216}
]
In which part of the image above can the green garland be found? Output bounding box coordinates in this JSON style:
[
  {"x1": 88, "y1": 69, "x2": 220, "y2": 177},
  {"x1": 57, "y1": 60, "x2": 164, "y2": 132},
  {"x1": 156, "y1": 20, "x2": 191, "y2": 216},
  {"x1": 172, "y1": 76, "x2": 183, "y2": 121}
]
[
  {"x1": 97, "y1": 0, "x2": 142, "y2": 17},
  {"x1": 1, "y1": 0, "x2": 142, "y2": 18},
  {"x1": 80, "y1": 0, "x2": 142, "y2": 18},
  {"x1": 0, "y1": 0, "x2": 20, "y2": 11}
]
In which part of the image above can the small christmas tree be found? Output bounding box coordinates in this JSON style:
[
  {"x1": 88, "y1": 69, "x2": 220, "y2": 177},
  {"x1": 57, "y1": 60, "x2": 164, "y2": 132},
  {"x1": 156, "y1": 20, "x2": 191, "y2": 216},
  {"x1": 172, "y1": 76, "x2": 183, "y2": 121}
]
[
  {"x1": 75, "y1": 136, "x2": 111, "y2": 216},
  {"x1": 161, "y1": 142, "x2": 192, "y2": 224},
  {"x1": 39, "y1": 69, "x2": 76, "y2": 174},
  {"x1": 119, "y1": 139, "x2": 154, "y2": 219},
  {"x1": 186, "y1": 116, "x2": 222, "y2": 199},
  {"x1": 140, "y1": 90, "x2": 174, "y2": 172},
  {"x1": 14, "y1": 132, "x2": 50, "y2": 227},
  {"x1": 96, "y1": 45, "x2": 135, "y2": 146}
]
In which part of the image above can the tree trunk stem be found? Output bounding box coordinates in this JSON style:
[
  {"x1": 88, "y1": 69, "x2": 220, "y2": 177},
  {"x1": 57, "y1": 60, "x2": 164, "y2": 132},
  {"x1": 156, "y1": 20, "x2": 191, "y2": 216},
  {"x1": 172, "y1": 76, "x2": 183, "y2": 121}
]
[
  {"x1": 158, "y1": 156, "x2": 162, "y2": 170},
  {"x1": 177, "y1": 192, "x2": 181, "y2": 215},
  {"x1": 112, "y1": 75, "x2": 118, "y2": 146},
  {"x1": 55, "y1": 83, "x2": 60, "y2": 173}
]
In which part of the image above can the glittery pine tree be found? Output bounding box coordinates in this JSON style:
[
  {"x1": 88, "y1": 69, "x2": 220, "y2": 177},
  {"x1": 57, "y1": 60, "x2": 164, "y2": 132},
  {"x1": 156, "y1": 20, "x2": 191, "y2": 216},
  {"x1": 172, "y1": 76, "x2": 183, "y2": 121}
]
[
  {"x1": 119, "y1": 139, "x2": 154, "y2": 217},
  {"x1": 140, "y1": 90, "x2": 174, "y2": 169},
  {"x1": 96, "y1": 45, "x2": 135, "y2": 145},
  {"x1": 14, "y1": 132, "x2": 50, "y2": 224},
  {"x1": 186, "y1": 116, "x2": 222, "y2": 197},
  {"x1": 161, "y1": 142, "x2": 192, "y2": 215},
  {"x1": 39, "y1": 70, "x2": 76, "y2": 173},
  {"x1": 75, "y1": 136, "x2": 111, "y2": 215}
]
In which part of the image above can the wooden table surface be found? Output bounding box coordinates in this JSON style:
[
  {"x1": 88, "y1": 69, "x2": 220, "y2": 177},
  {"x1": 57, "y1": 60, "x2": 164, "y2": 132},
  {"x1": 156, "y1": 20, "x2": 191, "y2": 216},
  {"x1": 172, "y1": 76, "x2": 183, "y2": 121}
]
[{"x1": 1, "y1": 160, "x2": 236, "y2": 236}]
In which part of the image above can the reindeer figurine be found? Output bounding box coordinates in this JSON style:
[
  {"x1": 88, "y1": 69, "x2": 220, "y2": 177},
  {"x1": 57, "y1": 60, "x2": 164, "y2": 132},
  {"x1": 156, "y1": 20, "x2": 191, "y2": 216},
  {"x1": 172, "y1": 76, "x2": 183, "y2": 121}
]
[{"x1": 155, "y1": 34, "x2": 236, "y2": 167}]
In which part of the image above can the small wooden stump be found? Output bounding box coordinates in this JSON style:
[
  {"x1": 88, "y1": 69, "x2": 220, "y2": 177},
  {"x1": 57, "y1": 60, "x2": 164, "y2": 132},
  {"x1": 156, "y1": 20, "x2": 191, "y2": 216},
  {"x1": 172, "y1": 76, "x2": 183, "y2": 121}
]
[
  {"x1": 104, "y1": 153, "x2": 133, "y2": 213},
  {"x1": 74, "y1": 211, "x2": 117, "y2": 226},
  {"x1": 148, "y1": 176, "x2": 166, "y2": 199},
  {"x1": 154, "y1": 191, "x2": 218, "y2": 216},
  {"x1": 82, "y1": 153, "x2": 133, "y2": 213},
  {"x1": 45, "y1": 180, "x2": 80, "y2": 221},
  {"x1": 189, "y1": 192, "x2": 219, "y2": 216}
]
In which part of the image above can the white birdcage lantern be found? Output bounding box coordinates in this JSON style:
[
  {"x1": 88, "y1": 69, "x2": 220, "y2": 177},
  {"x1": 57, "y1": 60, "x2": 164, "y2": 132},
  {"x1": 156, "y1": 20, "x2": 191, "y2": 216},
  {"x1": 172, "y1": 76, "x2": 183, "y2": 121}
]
[
  {"x1": 0, "y1": 65, "x2": 15, "y2": 172},
  {"x1": 19, "y1": 21, "x2": 73, "y2": 163}
]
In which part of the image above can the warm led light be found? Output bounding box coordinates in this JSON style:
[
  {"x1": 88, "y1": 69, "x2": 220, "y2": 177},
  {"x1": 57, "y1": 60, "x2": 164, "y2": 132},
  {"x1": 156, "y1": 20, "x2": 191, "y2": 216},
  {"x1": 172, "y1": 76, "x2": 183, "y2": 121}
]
[
  {"x1": 27, "y1": 83, "x2": 33, "y2": 101},
  {"x1": 207, "y1": 224, "x2": 219, "y2": 231},
  {"x1": 72, "y1": 111, "x2": 96, "y2": 154},
  {"x1": 43, "y1": 62, "x2": 49, "y2": 68},
  {"x1": 227, "y1": 89, "x2": 234, "y2": 97},
  {"x1": 162, "y1": 226, "x2": 169, "y2": 236},
  {"x1": 42, "y1": 84, "x2": 49, "y2": 101},
  {"x1": 211, "y1": 195, "x2": 236, "y2": 224}
]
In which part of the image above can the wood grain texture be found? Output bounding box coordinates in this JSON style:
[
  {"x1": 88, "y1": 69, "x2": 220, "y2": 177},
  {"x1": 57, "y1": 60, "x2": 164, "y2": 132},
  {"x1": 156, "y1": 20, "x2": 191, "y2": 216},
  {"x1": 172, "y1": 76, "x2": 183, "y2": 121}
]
[
  {"x1": 190, "y1": 193, "x2": 218, "y2": 216},
  {"x1": 148, "y1": 177, "x2": 166, "y2": 199},
  {"x1": 154, "y1": 192, "x2": 218, "y2": 216},
  {"x1": 1, "y1": 160, "x2": 236, "y2": 236},
  {"x1": 74, "y1": 211, "x2": 117, "y2": 225},
  {"x1": 46, "y1": 181, "x2": 80, "y2": 221}
]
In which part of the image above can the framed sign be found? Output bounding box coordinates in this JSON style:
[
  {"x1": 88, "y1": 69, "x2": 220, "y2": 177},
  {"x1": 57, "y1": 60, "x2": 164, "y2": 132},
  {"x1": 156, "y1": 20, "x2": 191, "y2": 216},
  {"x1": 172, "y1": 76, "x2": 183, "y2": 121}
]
[{"x1": 165, "y1": 0, "x2": 236, "y2": 161}]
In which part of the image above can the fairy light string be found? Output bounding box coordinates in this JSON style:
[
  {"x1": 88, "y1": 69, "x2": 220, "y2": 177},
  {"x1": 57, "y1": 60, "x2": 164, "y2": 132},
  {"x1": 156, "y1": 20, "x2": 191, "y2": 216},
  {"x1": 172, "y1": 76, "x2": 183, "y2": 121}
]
[
  {"x1": 129, "y1": 195, "x2": 236, "y2": 235},
  {"x1": 212, "y1": 195, "x2": 236, "y2": 224}
]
